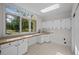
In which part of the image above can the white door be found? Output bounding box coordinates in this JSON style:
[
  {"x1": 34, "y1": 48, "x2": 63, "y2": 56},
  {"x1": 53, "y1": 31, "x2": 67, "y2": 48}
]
[{"x1": 72, "y1": 6, "x2": 79, "y2": 53}]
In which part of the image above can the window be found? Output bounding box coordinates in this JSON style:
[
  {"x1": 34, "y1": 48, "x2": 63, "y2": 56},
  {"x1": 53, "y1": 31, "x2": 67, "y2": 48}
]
[
  {"x1": 31, "y1": 15, "x2": 36, "y2": 32},
  {"x1": 6, "y1": 14, "x2": 20, "y2": 35},
  {"x1": 22, "y1": 18, "x2": 29, "y2": 32},
  {"x1": 5, "y1": 6, "x2": 37, "y2": 35},
  {"x1": 31, "y1": 20, "x2": 36, "y2": 32},
  {"x1": 6, "y1": 6, "x2": 18, "y2": 15}
]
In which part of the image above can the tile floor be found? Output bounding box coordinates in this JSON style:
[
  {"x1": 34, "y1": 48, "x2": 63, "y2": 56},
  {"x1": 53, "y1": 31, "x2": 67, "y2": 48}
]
[{"x1": 26, "y1": 42, "x2": 73, "y2": 55}]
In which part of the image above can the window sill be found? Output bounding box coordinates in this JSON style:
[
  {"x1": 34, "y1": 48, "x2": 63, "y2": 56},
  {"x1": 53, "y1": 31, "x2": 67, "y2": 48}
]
[{"x1": 3, "y1": 32, "x2": 37, "y2": 38}]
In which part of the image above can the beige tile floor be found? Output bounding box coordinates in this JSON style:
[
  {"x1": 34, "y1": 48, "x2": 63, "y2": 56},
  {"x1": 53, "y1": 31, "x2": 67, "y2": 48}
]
[{"x1": 26, "y1": 42, "x2": 73, "y2": 55}]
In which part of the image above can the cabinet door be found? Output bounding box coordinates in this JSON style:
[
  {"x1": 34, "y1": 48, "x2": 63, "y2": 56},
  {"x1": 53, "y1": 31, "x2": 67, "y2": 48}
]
[
  {"x1": 24, "y1": 39, "x2": 28, "y2": 53},
  {"x1": 1, "y1": 45, "x2": 17, "y2": 55},
  {"x1": 37, "y1": 36, "x2": 41, "y2": 43},
  {"x1": 28, "y1": 37, "x2": 37, "y2": 46},
  {"x1": 1, "y1": 41, "x2": 18, "y2": 55},
  {"x1": 0, "y1": 46, "x2": 1, "y2": 55},
  {"x1": 43, "y1": 35, "x2": 50, "y2": 43},
  {"x1": 49, "y1": 34, "x2": 53, "y2": 42},
  {"x1": 43, "y1": 35, "x2": 48, "y2": 42},
  {"x1": 45, "y1": 35, "x2": 50, "y2": 42},
  {"x1": 40, "y1": 35, "x2": 45, "y2": 43},
  {"x1": 18, "y1": 39, "x2": 28, "y2": 55},
  {"x1": 40, "y1": 35, "x2": 50, "y2": 43}
]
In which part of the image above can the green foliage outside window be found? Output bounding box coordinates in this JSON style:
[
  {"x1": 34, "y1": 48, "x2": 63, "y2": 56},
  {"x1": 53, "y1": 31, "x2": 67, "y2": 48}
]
[
  {"x1": 6, "y1": 15, "x2": 20, "y2": 35},
  {"x1": 31, "y1": 20, "x2": 36, "y2": 32},
  {"x1": 22, "y1": 18, "x2": 29, "y2": 32}
]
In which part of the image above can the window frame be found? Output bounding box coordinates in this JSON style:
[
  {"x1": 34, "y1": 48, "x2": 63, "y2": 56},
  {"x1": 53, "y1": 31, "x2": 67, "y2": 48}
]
[
  {"x1": 5, "y1": 13, "x2": 21, "y2": 35},
  {"x1": 5, "y1": 6, "x2": 37, "y2": 36}
]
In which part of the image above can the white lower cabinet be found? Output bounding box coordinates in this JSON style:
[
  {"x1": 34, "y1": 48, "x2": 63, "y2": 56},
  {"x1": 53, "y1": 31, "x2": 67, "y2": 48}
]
[
  {"x1": 40, "y1": 34, "x2": 50, "y2": 43},
  {"x1": 0, "y1": 41, "x2": 18, "y2": 55},
  {"x1": 1, "y1": 45, "x2": 17, "y2": 55},
  {"x1": 0, "y1": 46, "x2": 1, "y2": 55},
  {"x1": 17, "y1": 39, "x2": 28, "y2": 55},
  {"x1": 0, "y1": 39, "x2": 28, "y2": 55},
  {"x1": 49, "y1": 34, "x2": 54, "y2": 42},
  {"x1": 37, "y1": 36, "x2": 41, "y2": 43},
  {"x1": 28, "y1": 37, "x2": 37, "y2": 46}
]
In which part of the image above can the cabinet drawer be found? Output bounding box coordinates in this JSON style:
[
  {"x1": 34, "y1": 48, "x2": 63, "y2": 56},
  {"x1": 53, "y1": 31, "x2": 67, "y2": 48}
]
[
  {"x1": 0, "y1": 41, "x2": 18, "y2": 49},
  {"x1": 43, "y1": 35, "x2": 49, "y2": 37},
  {"x1": 0, "y1": 43, "x2": 10, "y2": 49},
  {"x1": 10, "y1": 41, "x2": 18, "y2": 46}
]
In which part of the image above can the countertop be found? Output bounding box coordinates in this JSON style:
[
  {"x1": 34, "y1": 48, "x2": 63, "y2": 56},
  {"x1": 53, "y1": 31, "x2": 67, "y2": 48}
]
[{"x1": 0, "y1": 32, "x2": 50, "y2": 45}]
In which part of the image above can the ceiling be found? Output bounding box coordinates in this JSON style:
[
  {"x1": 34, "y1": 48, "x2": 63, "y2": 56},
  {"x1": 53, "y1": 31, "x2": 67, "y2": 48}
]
[{"x1": 14, "y1": 3, "x2": 74, "y2": 20}]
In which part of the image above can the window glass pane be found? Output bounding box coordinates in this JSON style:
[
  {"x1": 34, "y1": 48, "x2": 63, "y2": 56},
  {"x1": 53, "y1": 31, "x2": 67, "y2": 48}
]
[
  {"x1": 6, "y1": 14, "x2": 20, "y2": 35},
  {"x1": 6, "y1": 6, "x2": 17, "y2": 13},
  {"x1": 22, "y1": 18, "x2": 29, "y2": 32},
  {"x1": 31, "y1": 20, "x2": 36, "y2": 32},
  {"x1": 5, "y1": 5, "x2": 37, "y2": 35},
  {"x1": 6, "y1": 6, "x2": 21, "y2": 16}
]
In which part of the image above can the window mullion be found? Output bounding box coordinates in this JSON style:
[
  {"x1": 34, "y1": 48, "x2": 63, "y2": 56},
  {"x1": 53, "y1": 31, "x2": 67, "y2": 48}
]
[
  {"x1": 20, "y1": 17, "x2": 22, "y2": 33},
  {"x1": 29, "y1": 19, "x2": 31, "y2": 32}
]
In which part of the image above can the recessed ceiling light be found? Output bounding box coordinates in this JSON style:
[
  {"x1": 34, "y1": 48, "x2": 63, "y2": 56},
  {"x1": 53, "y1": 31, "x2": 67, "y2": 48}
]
[{"x1": 40, "y1": 4, "x2": 60, "y2": 13}]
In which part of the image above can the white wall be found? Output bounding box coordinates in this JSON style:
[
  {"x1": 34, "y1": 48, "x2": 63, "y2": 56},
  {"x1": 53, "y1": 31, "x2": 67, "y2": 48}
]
[
  {"x1": 72, "y1": 4, "x2": 79, "y2": 54},
  {"x1": 52, "y1": 29, "x2": 71, "y2": 46},
  {"x1": 36, "y1": 16, "x2": 42, "y2": 32},
  {"x1": 0, "y1": 4, "x2": 5, "y2": 37},
  {"x1": 41, "y1": 18, "x2": 71, "y2": 46},
  {"x1": 42, "y1": 18, "x2": 71, "y2": 31}
]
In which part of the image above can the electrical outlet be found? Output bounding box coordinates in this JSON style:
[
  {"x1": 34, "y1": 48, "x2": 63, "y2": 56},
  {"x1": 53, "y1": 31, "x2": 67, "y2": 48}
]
[{"x1": 64, "y1": 42, "x2": 66, "y2": 44}]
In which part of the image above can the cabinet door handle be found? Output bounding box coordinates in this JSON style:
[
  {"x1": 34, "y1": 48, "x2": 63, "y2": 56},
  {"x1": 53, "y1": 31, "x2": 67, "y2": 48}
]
[
  {"x1": 0, "y1": 50, "x2": 1, "y2": 54},
  {"x1": 18, "y1": 44, "x2": 20, "y2": 46},
  {"x1": 9, "y1": 43, "x2": 11, "y2": 45},
  {"x1": 15, "y1": 44, "x2": 18, "y2": 47}
]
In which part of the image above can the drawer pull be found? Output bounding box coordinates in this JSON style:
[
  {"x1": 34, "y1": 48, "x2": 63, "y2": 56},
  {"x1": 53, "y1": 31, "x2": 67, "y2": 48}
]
[
  {"x1": 9, "y1": 43, "x2": 11, "y2": 45},
  {"x1": 0, "y1": 50, "x2": 1, "y2": 54}
]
